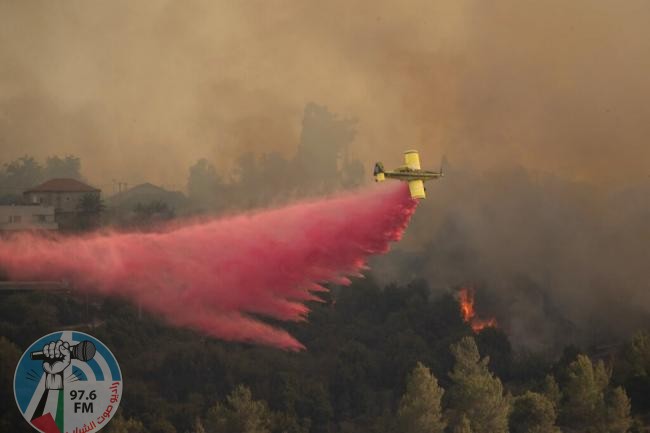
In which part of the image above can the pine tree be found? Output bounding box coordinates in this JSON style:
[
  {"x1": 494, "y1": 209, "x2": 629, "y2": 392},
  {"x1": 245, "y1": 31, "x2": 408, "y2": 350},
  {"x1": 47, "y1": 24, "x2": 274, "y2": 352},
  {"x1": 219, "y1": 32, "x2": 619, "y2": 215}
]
[
  {"x1": 447, "y1": 336, "x2": 509, "y2": 433},
  {"x1": 614, "y1": 331, "x2": 650, "y2": 383},
  {"x1": 397, "y1": 362, "x2": 446, "y2": 433},
  {"x1": 452, "y1": 415, "x2": 472, "y2": 433},
  {"x1": 194, "y1": 418, "x2": 207, "y2": 433},
  {"x1": 206, "y1": 385, "x2": 272, "y2": 433},
  {"x1": 625, "y1": 331, "x2": 650, "y2": 376},
  {"x1": 509, "y1": 391, "x2": 560, "y2": 433},
  {"x1": 0, "y1": 338, "x2": 26, "y2": 433},
  {"x1": 541, "y1": 374, "x2": 561, "y2": 410},
  {"x1": 605, "y1": 386, "x2": 632, "y2": 433},
  {"x1": 560, "y1": 354, "x2": 634, "y2": 433},
  {"x1": 560, "y1": 354, "x2": 608, "y2": 430},
  {"x1": 105, "y1": 414, "x2": 146, "y2": 433}
]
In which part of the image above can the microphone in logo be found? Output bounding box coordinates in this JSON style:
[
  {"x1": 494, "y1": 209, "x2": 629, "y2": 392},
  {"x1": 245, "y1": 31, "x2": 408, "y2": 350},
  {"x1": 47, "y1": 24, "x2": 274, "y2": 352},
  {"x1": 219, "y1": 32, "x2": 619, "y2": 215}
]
[{"x1": 30, "y1": 340, "x2": 96, "y2": 362}]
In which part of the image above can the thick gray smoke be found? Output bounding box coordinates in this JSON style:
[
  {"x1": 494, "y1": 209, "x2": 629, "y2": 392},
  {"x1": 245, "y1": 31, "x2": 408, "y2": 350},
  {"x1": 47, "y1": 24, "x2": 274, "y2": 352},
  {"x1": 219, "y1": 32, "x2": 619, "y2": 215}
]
[
  {"x1": 372, "y1": 165, "x2": 650, "y2": 352},
  {"x1": 2, "y1": 1, "x2": 650, "y2": 187}
]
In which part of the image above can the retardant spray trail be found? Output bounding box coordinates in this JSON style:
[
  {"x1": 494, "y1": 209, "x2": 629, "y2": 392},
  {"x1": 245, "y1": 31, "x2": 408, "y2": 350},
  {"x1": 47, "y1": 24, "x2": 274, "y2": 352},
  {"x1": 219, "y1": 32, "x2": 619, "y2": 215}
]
[{"x1": 0, "y1": 183, "x2": 417, "y2": 349}]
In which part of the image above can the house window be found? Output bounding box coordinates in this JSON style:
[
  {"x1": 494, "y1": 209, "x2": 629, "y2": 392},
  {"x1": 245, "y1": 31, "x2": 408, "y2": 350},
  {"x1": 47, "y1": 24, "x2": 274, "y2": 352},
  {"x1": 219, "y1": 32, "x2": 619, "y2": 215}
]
[
  {"x1": 9, "y1": 215, "x2": 22, "y2": 223},
  {"x1": 37, "y1": 215, "x2": 47, "y2": 222}
]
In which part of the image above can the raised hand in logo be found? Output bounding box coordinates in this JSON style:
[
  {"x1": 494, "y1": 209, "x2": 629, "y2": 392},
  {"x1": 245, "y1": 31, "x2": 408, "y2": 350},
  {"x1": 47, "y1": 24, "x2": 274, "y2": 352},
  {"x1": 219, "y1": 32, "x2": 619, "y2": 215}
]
[{"x1": 42, "y1": 340, "x2": 71, "y2": 390}]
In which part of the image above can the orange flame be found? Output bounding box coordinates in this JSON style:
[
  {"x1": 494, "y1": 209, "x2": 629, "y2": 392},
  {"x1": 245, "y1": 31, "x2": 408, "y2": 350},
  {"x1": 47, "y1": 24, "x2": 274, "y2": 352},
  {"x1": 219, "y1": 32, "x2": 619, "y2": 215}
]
[{"x1": 458, "y1": 287, "x2": 497, "y2": 333}]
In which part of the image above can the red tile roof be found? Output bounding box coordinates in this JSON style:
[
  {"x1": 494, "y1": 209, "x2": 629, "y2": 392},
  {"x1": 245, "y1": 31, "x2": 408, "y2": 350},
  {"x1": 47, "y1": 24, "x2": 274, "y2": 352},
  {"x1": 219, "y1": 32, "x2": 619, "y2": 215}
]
[{"x1": 24, "y1": 178, "x2": 100, "y2": 193}]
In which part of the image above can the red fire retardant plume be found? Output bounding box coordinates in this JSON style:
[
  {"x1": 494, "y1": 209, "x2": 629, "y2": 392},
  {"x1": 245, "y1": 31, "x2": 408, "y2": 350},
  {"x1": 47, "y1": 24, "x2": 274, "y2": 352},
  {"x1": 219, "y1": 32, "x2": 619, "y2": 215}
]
[{"x1": 0, "y1": 183, "x2": 417, "y2": 349}]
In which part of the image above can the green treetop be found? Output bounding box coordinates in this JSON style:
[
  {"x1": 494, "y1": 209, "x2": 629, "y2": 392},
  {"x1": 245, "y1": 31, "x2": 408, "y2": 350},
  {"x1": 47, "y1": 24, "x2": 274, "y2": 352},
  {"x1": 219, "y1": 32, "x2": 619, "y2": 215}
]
[
  {"x1": 397, "y1": 361, "x2": 446, "y2": 433},
  {"x1": 447, "y1": 336, "x2": 509, "y2": 433},
  {"x1": 452, "y1": 415, "x2": 472, "y2": 433},
  {"x1": 206, "y1": 385, "x2": 272, "y2": 433},
  {"x1": 509, "y1": 391, "x2": 560, "y2": 433},
  {"x1": 605, "y1": 386, "x2": 632, "y2": 433},
  {"x1": 560, "y1": 354, "x2": 632, "y2": 433}
]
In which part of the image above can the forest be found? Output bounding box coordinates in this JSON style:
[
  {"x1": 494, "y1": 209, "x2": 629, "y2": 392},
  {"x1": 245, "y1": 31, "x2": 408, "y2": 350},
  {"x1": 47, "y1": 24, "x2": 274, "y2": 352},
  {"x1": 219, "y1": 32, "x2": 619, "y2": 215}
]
[
  {"x1": 3, "y1": 1, "x2": 650, "y2": 431},
  {"x1": 1, "y1": 104, "x2": 649, "y2": 432},
  {"x1": 0, "y1": 278, "x2": 649, "y2": 433}
]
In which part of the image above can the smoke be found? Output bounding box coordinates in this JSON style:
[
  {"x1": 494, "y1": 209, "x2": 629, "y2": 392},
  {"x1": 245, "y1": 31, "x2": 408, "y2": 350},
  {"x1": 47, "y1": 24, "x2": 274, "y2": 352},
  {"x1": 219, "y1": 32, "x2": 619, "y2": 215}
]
[
  {"x1": 373, "y1": 167, "x2": 650, "y2": 352},
  {"x1": 0, "y1": 183, "x2": 416, "y2": 349},
  {"x1": 2, "y1": 1, "x2": 649, "y2": 187}
]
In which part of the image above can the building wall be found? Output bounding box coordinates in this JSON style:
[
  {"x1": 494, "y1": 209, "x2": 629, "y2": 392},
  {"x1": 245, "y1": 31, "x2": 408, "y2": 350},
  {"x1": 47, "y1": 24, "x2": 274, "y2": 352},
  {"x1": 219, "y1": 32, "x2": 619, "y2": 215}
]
[
  {"x1": 0, "y1": 205, "x2": 58, "y2": 231},
  {"x1": 25, "y1": 191, "x2": 99, "y2": 213}
]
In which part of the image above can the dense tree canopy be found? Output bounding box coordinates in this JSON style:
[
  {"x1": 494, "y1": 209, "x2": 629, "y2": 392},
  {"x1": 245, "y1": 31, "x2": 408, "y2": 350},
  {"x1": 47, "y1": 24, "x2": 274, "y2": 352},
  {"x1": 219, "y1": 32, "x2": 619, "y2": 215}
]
[
  {"x1": 397, "y1": 362, "x2": 446, "y2": 433},
  {"x1": 452, "y1": 415, "x2": 473, "y2": 433},
  {"x1": 206, "y1": 385, "x2": 272, "y2": 433},
  {"x1": 0, "y1": 277, "x2": 647, "y2": 432},
  {"x1": 560, "y1": 354, "x2": 632, "y2": 433},
  {"x1": 447, "y1": 336, "x2": 510, "y2": 433},
  {"x1": 509, "y1": 391, "x2": 559, "y2": 433}
]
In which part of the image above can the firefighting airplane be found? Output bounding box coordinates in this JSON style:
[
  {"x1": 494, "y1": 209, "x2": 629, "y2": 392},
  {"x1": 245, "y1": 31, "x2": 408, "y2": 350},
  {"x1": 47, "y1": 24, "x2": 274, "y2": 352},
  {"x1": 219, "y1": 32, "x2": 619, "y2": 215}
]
[{"x1": 373, "y1": 150, "x2": 444, "y2": 199}]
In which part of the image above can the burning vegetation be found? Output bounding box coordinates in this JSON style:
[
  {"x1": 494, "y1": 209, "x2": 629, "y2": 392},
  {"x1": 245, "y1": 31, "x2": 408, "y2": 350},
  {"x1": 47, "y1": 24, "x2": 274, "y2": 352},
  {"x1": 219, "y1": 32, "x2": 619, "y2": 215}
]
[{"x1": 458, "y1": 287, "x2": 498, "y2": 333}]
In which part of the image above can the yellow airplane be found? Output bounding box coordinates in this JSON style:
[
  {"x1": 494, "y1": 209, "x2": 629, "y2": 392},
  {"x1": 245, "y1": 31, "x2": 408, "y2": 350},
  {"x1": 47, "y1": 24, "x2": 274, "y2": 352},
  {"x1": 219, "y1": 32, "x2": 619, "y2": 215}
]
[{"x1": 374, "y1": 150, "x2": 444, "y2": 199}]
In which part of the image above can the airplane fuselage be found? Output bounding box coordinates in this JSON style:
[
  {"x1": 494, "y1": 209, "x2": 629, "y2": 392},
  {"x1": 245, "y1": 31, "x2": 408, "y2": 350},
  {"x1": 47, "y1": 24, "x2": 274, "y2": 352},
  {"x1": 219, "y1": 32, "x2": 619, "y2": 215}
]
[
  {"x1": 382, "y1": 167, "x2": 443, "y2": 181},
  {"x1": 373, "y1": 150, "x2": 443, "y2": 199}
]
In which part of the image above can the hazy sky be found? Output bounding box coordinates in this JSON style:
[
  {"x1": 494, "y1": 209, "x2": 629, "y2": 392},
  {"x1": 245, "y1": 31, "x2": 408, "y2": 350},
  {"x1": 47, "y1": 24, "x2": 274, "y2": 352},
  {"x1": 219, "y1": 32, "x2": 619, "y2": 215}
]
[{"x1": 1, "y1": 1, "x2": 649, "y2": 190}]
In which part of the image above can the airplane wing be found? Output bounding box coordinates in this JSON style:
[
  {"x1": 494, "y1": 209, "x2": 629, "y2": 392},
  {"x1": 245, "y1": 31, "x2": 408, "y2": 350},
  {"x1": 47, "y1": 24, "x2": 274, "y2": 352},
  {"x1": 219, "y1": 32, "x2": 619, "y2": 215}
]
[
  {"x1": 404, "y1": 150, "x2": 421, "y2": 170},
  {"x1": 377, "y1": 150, "x2": 439, "y2": 198},
  {"x1": 408, "y1": 179, "x2": 426, "y2": 199}
]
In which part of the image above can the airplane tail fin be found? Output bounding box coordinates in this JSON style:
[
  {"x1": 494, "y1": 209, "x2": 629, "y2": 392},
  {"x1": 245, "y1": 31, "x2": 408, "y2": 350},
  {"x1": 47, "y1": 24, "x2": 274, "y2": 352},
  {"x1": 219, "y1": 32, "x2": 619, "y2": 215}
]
[
  {"x1": 374, "y1": 162, "x2": 385, "y2": 182},
  {"x1": 439, "y1": 155, "x2": 447, "y2": 178}
]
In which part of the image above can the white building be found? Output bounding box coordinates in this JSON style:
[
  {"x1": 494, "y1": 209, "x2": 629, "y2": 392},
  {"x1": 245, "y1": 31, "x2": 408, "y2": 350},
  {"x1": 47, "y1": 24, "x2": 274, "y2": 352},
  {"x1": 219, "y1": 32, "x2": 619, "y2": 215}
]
[
  {"x1": 24, "y1": 178, "x2": 101, "y2": 212},
  {"x1": 23, "y1": 178, "x2": 101, "y2": 230},
  {"x1": 0, "y1": 205, "x2": 58, "y2": 231}
]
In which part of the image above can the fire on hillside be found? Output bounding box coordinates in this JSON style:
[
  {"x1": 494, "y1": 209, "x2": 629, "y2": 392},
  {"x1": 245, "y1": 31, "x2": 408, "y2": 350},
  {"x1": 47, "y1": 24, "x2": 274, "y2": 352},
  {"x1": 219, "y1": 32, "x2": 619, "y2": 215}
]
[{"x1": 458, "y1": 287, "x2": 497, "y2": 333}]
